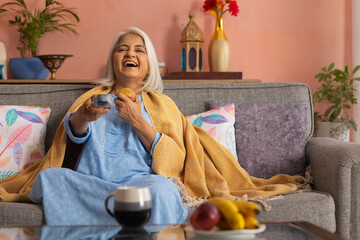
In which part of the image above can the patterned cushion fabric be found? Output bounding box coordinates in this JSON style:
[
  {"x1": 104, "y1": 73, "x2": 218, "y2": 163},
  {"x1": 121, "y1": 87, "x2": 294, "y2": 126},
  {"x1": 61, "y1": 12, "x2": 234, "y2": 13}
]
[
  {"x1": 186, "y1": 104, "x2": 237, "y2": 160},
  {"x1": 0, "y1": 105, "x2": 50, "y2": 180},
  {"x1": 208, "y1": 101, "x2": 308, "y2": 179},
  {"x1": 0, "y1": 227, "x2": 39, "y2": 239}
]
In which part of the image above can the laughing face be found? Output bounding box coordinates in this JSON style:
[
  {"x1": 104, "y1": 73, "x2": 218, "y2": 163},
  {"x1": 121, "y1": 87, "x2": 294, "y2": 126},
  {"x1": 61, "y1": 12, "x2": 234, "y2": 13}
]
[{"x1": 112, "y1": 33, "x2": 149, "y2": 88}]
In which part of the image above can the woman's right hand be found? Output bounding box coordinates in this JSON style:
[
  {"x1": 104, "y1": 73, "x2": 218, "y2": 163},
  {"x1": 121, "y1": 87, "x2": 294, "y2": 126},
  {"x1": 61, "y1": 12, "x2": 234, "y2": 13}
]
[
  {"x1": 78, "y1": 98, "x2": 110, "y2": 122},
  {"x1": 69, "y1": 98, "x2": 110, "y2": 136}
]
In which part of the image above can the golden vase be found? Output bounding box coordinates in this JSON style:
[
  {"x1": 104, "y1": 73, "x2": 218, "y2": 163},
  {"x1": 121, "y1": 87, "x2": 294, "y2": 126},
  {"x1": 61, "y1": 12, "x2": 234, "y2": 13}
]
[{"x1": 208, "y1": 17, "x2": 230, "y2": 72}]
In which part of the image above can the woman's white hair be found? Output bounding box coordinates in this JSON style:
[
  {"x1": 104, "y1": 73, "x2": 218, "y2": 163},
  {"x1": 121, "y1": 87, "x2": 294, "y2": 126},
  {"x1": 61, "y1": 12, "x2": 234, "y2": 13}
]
[{"x1": 95, "y1": 27, "x2": 163, "y2": 93}]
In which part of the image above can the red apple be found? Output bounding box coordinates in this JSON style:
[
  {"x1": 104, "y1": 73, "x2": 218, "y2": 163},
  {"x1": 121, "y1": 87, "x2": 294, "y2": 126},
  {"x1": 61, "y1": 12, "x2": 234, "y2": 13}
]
[
  {"x1": 190, "y1": 202, "x2": 221, "y2": 230},
  {"x1": 119, "y1": 88, "x2": 136, "y2": 102}
]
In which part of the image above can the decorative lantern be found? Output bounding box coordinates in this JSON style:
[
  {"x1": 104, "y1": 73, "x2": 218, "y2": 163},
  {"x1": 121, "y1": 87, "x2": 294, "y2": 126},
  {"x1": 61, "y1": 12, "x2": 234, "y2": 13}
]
[{"x1": 180, "y1": 13, "x2": 204, "y2": 72}]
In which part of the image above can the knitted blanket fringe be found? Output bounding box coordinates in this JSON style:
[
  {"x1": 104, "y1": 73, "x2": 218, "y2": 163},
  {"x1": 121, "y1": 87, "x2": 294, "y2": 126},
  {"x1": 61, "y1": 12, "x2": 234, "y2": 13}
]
[{"x1": 170, "y1": 164, "x2": 313, "y2": 212}]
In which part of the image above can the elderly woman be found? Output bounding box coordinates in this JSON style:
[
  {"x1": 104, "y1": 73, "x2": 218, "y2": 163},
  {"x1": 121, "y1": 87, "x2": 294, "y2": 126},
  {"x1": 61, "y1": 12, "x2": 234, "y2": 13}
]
[
  {"x1": 27, "y1": 27, "x2": 188, "y2": 225},
  {"x1": 0, "y1": 27, "x2": 306, "y2": 226}
]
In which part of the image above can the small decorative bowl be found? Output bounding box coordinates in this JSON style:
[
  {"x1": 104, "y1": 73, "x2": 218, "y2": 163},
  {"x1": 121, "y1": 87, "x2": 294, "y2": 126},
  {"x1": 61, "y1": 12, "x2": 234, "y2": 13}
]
[{"x1": 37, "y1": 54, "x2": 73, "y2": 80}]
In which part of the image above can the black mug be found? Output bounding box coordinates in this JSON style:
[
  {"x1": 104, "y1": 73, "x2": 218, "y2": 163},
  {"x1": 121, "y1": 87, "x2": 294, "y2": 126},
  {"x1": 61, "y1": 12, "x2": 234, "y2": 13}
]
[{"x1": 105, "y1": 187, "x2": 152, "y2": 228}]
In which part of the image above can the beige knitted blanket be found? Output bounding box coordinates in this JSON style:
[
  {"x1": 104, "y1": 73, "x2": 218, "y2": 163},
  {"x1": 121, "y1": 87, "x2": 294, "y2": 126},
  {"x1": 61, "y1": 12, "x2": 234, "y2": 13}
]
[{"x1": 0, "y1": 87, "x2": 306, "y2": 203}]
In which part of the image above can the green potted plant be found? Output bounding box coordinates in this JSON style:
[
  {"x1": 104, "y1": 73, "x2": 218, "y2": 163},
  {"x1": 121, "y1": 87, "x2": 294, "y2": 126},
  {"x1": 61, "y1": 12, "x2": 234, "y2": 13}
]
[
  {"x1": 313, "y1": 62, "x2": 360, "y2": 141},
  {"x1": 0, "y1": 0, "x2": 79, "y2": 79}
]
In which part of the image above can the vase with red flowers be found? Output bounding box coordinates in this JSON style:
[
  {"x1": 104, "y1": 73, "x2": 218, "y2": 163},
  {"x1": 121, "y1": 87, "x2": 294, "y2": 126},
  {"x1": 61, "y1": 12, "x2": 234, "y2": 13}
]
[{"x1": 203, "y1": 0, "x2": 239, "y2": 72}]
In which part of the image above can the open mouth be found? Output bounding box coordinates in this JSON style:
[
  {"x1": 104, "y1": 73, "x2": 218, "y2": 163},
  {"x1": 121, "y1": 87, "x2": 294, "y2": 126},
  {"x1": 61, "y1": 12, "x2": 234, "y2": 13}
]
[{"x1": 123, "y1": 61, "x2": 138, "y2": 68}]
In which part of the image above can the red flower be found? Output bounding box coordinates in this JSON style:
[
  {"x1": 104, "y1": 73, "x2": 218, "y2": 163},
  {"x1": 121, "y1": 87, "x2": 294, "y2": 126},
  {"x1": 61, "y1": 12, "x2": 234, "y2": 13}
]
[
  {"x1": 203, "y1": 0, "x2": 239, "y2": 17},
  {"x1": 228, "y1": 0, "x2": 239, "y2": 16},
  {"x1": 203, "y1": 0, "x2": 217, "y2": 12}
]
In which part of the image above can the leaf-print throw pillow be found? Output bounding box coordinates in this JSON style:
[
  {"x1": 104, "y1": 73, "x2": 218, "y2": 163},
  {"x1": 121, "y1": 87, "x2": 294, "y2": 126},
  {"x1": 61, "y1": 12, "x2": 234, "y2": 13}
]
[
  {"x1": 186, "y1": 104, "x2": 237, "y2": 160},
  {"x1": 0, "y1": 105, "x2": 51, "y2": 180}
]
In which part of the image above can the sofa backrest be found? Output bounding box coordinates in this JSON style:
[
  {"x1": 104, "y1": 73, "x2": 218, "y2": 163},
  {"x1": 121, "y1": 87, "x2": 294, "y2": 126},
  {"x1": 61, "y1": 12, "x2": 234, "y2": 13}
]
[
  {"x1": 0, "y1": 82, "x2": 313, "y2": 152},
  {"x1": 163, "y1": 82, "x2": 313, "y2": 141}
]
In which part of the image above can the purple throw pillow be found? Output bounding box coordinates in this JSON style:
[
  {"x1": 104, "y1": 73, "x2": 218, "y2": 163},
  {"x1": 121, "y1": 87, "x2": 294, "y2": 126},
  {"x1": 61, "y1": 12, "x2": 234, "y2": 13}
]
[{"x1": 208, "y1": 101, "x2": 308, "y2": 179}]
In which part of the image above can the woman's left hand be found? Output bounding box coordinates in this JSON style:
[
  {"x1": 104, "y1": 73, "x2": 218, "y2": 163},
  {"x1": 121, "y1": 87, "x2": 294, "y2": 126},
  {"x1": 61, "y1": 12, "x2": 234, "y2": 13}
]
[
  {"x1": 114, "y1": 93, "x2": 142, "y2": 125},
  {"x1": 114, "y1": 92, "x2": 156, "y2": 153}
]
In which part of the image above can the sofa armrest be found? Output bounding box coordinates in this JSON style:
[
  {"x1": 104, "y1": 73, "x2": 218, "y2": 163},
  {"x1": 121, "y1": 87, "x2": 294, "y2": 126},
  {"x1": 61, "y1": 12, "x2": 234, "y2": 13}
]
[{"x1": 305, "y1": 137, "x2": 360, "y2": 239}]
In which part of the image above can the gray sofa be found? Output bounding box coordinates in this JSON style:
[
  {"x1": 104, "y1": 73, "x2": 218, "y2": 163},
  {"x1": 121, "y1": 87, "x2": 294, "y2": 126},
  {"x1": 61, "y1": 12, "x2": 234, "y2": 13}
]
[{"x1": 0, "y1": 81, "x2": 358, "y2": 240}]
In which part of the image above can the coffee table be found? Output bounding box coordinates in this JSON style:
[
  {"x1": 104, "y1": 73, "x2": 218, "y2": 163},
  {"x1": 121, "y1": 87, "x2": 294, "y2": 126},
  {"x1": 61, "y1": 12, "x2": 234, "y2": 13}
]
[{"x1": 0, "y1": 221, "x2": 345, "y2": 239}]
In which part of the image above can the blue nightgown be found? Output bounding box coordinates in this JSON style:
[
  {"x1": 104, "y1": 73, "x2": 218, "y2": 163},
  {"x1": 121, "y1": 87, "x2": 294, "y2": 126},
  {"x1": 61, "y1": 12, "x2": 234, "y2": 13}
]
[{"x1": 29, "y1": 94, "x2": 188, "y2": 225}]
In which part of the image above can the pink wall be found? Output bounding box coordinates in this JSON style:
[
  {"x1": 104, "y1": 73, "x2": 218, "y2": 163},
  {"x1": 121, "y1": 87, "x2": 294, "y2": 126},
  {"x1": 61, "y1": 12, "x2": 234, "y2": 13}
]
[{"x1": 0, "y1": 0, "x2": 353, "y2": 92}]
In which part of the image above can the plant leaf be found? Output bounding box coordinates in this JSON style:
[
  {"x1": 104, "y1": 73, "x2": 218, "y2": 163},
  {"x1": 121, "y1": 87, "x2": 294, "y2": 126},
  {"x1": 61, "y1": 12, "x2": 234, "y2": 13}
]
[
  {"x1": 327, "y1": 62, "x2": 335, "y2": 72},
  {"x1": 202, "y1": 115, "x2": 229, "y2": 124},
  {"x1": 5, "y1": 109, "x2": 18, "y2": 132},
  {"x1": 0, "y1": 124, "x2": 32, "y2": 157},
  {"x1": 0, "y1": 170, "x2": 18, "y2": 180},
  {"x1": 15, "y1": 110, "x2": 43, "y2": 123},
  {"x1": 192, "y1": 117, "x2": 203, "y2": 128},
  {"x1": 352, "y1": 65, "x2": 360, "y2": 76},
  {"x1": 207, "y1": 126, "x2": 216, "y2": 138},
  {"x1": 0, "y1": 156, "x2": 11, "y2": 168},
  {"x1": 13, "y1": 142, "x2": 23, "y2": 167},
  {"x1": 343, "y1": 104, "x2": 351, "y2": 109},
  {"x1": 315, "y1": 73, "x2": 323, "y2": 79}
]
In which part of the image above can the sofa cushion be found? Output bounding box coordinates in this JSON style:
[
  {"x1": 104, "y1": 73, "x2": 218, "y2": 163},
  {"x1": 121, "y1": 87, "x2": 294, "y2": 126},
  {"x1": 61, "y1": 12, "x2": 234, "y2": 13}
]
[
  {"x1": 256, "y1": 191, "x2": 336, "y2": 232},
  {"x1": 209, "y1": 101, "x2": 308, "y2": 179},
  {"x1": 0, "y1": 105, "x2": 50, "y2": 180},
  {"x1": 258, "y1": 222, "x2": 323, "y2": 239},
  {"x1": 186, "y1": 104, "x2": 237, "y2": 159},
  {"x1": 0, "y1": 202, "x2": 44, "y2": 226}
]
